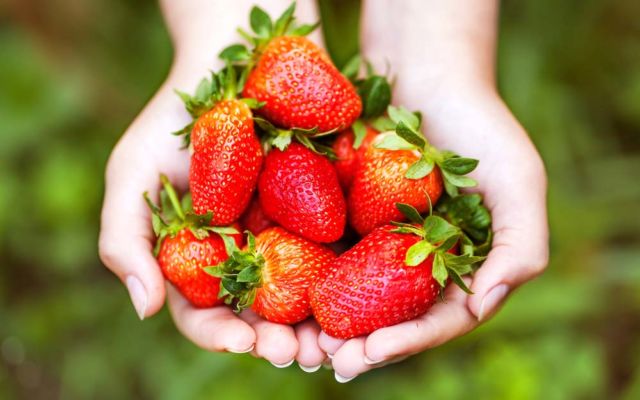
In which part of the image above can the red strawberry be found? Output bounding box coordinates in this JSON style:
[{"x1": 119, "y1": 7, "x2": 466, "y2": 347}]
[
  {"x1": 221, "y1": 4, "x2": 361, "y2": 132},
  {"x1": 348, "y1": 134, "x2": 444, "y2": 236},
  {"x1": 332, "y1": 126, "x2": 379, "y2": 190},
  {"x1": 347, "y1": 105, "x2": 482, "y2": 236},
  {"x1": 310, "y1": 207, "x2": 483, "y2": 339},
  {"x1": 176, "y1": 68, "x2": 263, "y2": 225},
  {"x1": 145, "y1": 175, "x2": 243, "y2": 308},
  {"x1": 210, "y1": 227, "x2": 336, "y2": 324},
  {"x1": 241, "y1": 196, "x2": 275, "y2": 235},
  {"x1": 243, "y1": 35, "x2": 361, "y2": 131},
  {"x1": 258, "y1": 143, "x2": 346, "y2": 243}
]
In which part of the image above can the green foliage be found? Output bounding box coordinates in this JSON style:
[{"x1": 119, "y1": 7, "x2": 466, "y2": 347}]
[{"x1": 1, "y1": 0, "x2": 639, "y2": 399}]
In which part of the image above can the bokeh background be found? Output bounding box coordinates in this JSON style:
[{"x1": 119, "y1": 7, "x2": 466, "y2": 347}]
[{"x1": 1, "y1": 0, "x2": 639, "y2": 398}]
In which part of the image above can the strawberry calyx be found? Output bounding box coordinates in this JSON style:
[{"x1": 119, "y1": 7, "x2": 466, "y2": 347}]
[
  {"x1": 341, "y1": 55, "x2": 392, "y2": 148},
  {"x1": 143, "y1": 174, "x2": 239, "y2": 256},
  {"x1": 391, "y1": 196, "x2": 491, "y2": 294},
  {"x1": 173, "y1": 66, "x2": 263, "y2": 148},
  {"x1": 373, "y1": 105, "x2": 480, "y2": 197},
  {"x1": 254, "y1": 117, "x2": 337, "y2": 159},
  {"x1": 204, "y1": 231, "x2": 264, "y2": 312},
  {"x1": 218, "y1": 2, "x2": 319, "y2": 78}
]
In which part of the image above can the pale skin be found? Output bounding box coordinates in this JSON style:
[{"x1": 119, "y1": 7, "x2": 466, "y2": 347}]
[{"x1": 99, "y1": 0, "x2": 549, "y2": 381}]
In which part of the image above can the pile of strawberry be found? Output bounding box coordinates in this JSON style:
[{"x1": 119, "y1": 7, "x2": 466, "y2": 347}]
[{"x1": 145, "y1": 4, "x2": 492, "y2": 340}]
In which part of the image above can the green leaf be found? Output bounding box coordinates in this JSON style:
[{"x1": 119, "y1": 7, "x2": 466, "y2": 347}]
[
  {"x1": 240, "y1": 98, "x2": 265, "y2": 109},
  {"x1": 209, "y1": 226, "x2": 239, "y2": 235},
  {"x1": 437, "y1": 234, "x2": 459, "y2": 252},
  {"x1": 390, "y1": 225, "x2": 425, "y2": 237},
  {"x1": 290, "y1": 22, "x2": 320, "y2": 36},
  {"x1": 220, "y1": 233, "x2": 238, "y2": 257},
  {"x1": 374, "y1": 133, "x2": 415, "y2": 151},
  {"x1": 351, "y1": 120, "x2": 367, "y2": 149},
  {"x1": 388, "y1": 106, "x2": 419, "y2": 130},
  {"x1": 395, "y1": 203, "x2": 424, "y2": 224},
  {"x1": 424, "y1": 215, "x2": 459, "y2": 243},
  {"x1": 441, "y1": 169, "x2": 477, "y2": 188},
  {"x1": 447, "y1": 268, "x2": 473, "y2": 294},
  {"x1": 395, "y1": 121, "x2": 426, "y2": 149},
  {"x1": 432, "y1": 253, "x2": 448, "y2": 287},
  {"x1": 405, "y1": 157, "x2": 435, "y2": 179},
  {"x1": 269, "y1": 133, "x2": 290, "y2": 151},
  {"x1": 246, "y1": 231, "x2": 256, "y2": 251},
  {"x1": 237, "y1": 265, "x2": 261, "y2": 283},
  {"x1": 274, "y1": 2, "x2": 296, "y2": 36},
  {"x1": 221, "y1": 277, "x2": 245, "y2": 295},
  {"x1": 219, "y1": 44, "x2": 251, "y2": 62},
  {"x1": 250, "y1": 6, "x2": 272, "y2": 37},
  {"x1": 358, "y1": 76, "x2": 392, "y2": 119},
  {"x1": 341, "y1": 54, "x2": 361, "y2": 81},
  {"x1": 204, "y1": 264, "x2": 225, "y2": 278},
  {"x1": 445, "y1": 253, "x2": 486, "y2": 268},
  {"x1": 441, "y1": 157, "x2": 479, "y2": 175},
  {"x1": 371, "y1": 116, "x2": 395, "y2": 132},
  {"x1": 405, "y1": 240, "x2": 433, "y2": 266}
]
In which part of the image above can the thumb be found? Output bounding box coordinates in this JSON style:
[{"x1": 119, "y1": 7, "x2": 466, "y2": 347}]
[
  {"x1": 467, "y1": 218, "x2": 549, "y2": 322},
  {"x1": 99, "y1": 162, "x2": 168, "y2": 320}
]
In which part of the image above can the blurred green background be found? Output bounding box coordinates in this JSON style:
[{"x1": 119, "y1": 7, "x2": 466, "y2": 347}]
[{"x1": 1, "y1": 0, "x2": 639, "y2": 398}]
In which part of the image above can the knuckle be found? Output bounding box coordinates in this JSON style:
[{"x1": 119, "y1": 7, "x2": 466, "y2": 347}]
[{"x1": 98, "y1": 235, "x2": 123, "y2": 272}]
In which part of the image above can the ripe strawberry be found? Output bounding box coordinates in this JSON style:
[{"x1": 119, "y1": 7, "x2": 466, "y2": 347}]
[
  {"x1": 310, "y1": 203, "x2": 486, "y2": 339},
  {"x1": 348, "y1": 106, "x2": 481, "y2": 236},
  {"x1": 240, "y1": 196, "x2": 275, "y2": 235},
  {"x1": 176, "y1": 67, "x2": 263, "y2": 225},
  {"x1": 221, "y1": 4, "x2": 361, "y2": 132},
  {"x1": 348, "y1": 136, "x2": 444, "y2": 236},
  {"x1": 243, "y1": 36, "x2": 361, "y2": 131},
  {"x1": 332, "y1": 125, "x2": 378, "y2": 190},
  {"x1": 144, "y1": 175, "x2": 243, "y2": 308},
  {"x1": 209, "y1": 227, "x2": 336, "y2": 324},
  {"x1": 258, "y1": 143, "x2": 346, "y2": 243}
]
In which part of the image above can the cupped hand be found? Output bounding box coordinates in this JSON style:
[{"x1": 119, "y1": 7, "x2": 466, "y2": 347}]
[
  {"x1": 98, "y1": 72, "x2": 325, "y2": 369},
  {"x1": 320, "y1": 89, "x2": 549, "y2": 381}
]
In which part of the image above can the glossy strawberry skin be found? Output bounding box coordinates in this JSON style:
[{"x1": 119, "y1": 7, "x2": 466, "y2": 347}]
[
  {"x1": 242, "y1": 36, "x2": 362, "y2": 131},
  {"x1": 348, "y1": 145, "x2": 444, "y2": 236},
  {"x1": 158, "y1": 228, "x2": 244, "y2": 308},
  {"x1": 251, "y1": 227, "x2": 336, "y2": 324},
  {"x1": 332, "y1": 127, "x2": 379, "y2": 191},
  {"x1": 258, "y1": 143, "x2": 346, "y2": 243},
  {"x1": 240, "y1": 196, "x2": 275, "y2": 235},
  {"x1": 190, "y1": 100, "x2": 262, "y2": 225},
  {"x1": 309, "y1": 225, "x2": 441, "y2": 339}
]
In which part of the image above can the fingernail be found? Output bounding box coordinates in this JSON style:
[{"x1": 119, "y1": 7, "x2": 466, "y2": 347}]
[
  {"x1": 270, "y1": 359, "x2": 294, "y2": 368},
  {"x1": 335, "y1": 372, "x2": 356, "y2": 383},
  {"x1": 364, "y1": 355, "x2": 384, "y2": 365},
  {"x1": 126, "y1": 275, "x2": 147, "y2": 320},
  {"x1": 478, "y1": 284, "x2": 509, "y2": 321},
  {"x1": 227, "y1": 344, "x2": 254, "y2": 354},
  {"x1": 326, "y1": 353, "x2": 334, "y2": 359},
  {"x1": 298, "y1": 363, "x2": 322, "y2": 373}
]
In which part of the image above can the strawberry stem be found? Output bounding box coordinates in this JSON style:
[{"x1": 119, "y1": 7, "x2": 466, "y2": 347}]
[{"x1": 160, "y1": 174, "x2": 185, "y2": 221}]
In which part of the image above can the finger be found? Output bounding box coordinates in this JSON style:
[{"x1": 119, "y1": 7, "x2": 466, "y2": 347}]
[
  {"x1": 468, "y1": 170, "x2": 549, "y2": 321},
  {"x1": 166, "y1": 284, "x2": 256, "y2": 353},
  {"x1": 318, "y1": 331, "x2": 347, "y2": 358},
  {"x1": 240, "y1": 310, "x2": 298, "y2": 367},
  {"x1": 99, "y1": 145, "x2": 168, "y2": 320},
  {"x1": 364, "y1": 282, "x2": 478, "y2": 366},
  {"x1": 330, "y1": 338, "x2": 367, "y2": 383},
  {"x1": 294, "y1": 319, "x2": 326, "y2": 372}
]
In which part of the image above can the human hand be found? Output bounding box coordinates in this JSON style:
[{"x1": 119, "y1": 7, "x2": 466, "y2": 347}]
[
  {"x1": 98, "y1": 0, "x2": 326, "y2": 369},
  {"x1": 319, "y1": 88, "x2": 549, "y2": 381},
  {"x1": 320, "y1": 0, "x2": 549, "y2": 381}
]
